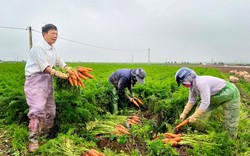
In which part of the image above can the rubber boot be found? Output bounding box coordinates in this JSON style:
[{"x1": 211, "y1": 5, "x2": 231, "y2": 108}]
[{"x1": 28, "y1": 117, "x2": 39, "y2": 152}]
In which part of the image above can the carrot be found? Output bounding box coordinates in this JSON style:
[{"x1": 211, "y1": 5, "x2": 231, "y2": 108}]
[
  {"x1": 169, "y1": 140, "x2": 178, "y2": 146},
  {"x1": 73, "y1": 78, "x2": 78, "y2": 86},
  {"x1": 175, "y1": 119, "x2": 189, "y2": 130},
  {"x1": 78, "y1": 79, "x2": 85, "y2": 88},
  {"x1": 115, "y1": 131, "x2": 121, "y2": 136},
  {"x1": 129, "y1": 115, "x2": 140, "y2": 119},
  {"x1": 78, "y1": 72, "x2": 88, "y2": 80},
  {"x1": 68, "y1": 77, "x2": 74, "y2": 86},
  {"x1": 164, "y1": 133, "x2": 182, "y2": 138},
  {"x1": 131, "y1": 99, "x2": 139, "y2": 107},
  {"x1": 67, "y1": 69, "x2": 74, "y2": 75},
  {"x1": 116, "y1": 125, "x2": 128, "y2": 131},
  {"x1": 116, "y1": 127, "x2": 130, "y2": 135},
  {"x1": 171, "y1": 136, "x2": 181, "y2": 142},
  {"x1": 82, "y1": 72, "x2": 95, "y2": 79},
  {"x1": 70, "y1": 73, "x2": 77, "y2": 80},
  {"x1": 130, "y1": 118, "x2": 140, "y2": 122},
  {"x1": 128, "y1": 119, "x2": 138, "y2": 124},
  {"x1": 162, "y1": 138, "x2": 170, "y2": 143},
  {"x1": 78, "y1": 66, "x2": 93, "y2": 72},
  {"x1": 77, "y1": 67, "x2": 88, "y2": 72},
  {"x1": 128, "y1": 121, "x2": 133, "y2": 125},
  {"x1": 135, "y1": 98, "x2": 143, "y2": 105},
  {"x1": 73, "y1": 70, "x2": 80, "y2": 79},
  {"x1": 89, "y1": 149, "x2": 99, "y2": 156}
]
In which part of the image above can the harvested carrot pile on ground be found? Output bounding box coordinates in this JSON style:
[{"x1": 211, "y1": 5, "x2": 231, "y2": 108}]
[
  {"x1": 114, "y1": 124, "x2": 130, "y2": 136},
  {"x1": 82, "y1": 149, "x2": 105, "y2": 156},
  {"x1": 127, "y1": 115, "x2": 141, "y2": 125}
]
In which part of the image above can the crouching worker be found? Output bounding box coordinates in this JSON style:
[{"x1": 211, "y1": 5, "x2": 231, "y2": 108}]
[
  {"x1": 175, "y1": 67, "x2": 241, "y2": 139},
  {"x1": 24, "y1": 24, "x2": 70, "y2": 152},
  {"x1": 108, "y1": 68, "x2": 146, "y2": 113}
]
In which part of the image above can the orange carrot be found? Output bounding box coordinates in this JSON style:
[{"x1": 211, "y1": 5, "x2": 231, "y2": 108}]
[
  {"x1": 78, "y1": 66, "x2": 93, "y2": 72},
  {"x1": 116, "y1": 125, "x2": 128, "y2": 131},
  {"x1": 78, "y1": 72, "x2": 88, "y2": 80},
  {"x1": 78, "y1": 79, "x2": 85, "y2": 88},
  {"x1": 164, "y1": 133, "x2": 182, "y2": 138},
  {"x1": 67, "y1": 69, "x2": 74, "y2": 75},
  {"x1": 73, "y1": 70, "x2": 80, "y2": 79},
  {"x1": 69, "y1": 73, "x2": 77, "y2": 80},
  {"x1": 171, "y1": 137, "x2": 181, "y2": 142},
  {"x1": 82, "y1": 72, "x2": 94, "y2": 79},
  {"x1": 69, "y1": 77, "x2": 74, "y2": 86},
  {"x1": 115, "y1": 131, "x2": 121, "y2": 136},
  {"x1": 169, "y1": 140, "x2": 178, "y2": 146},
  {"x1": 131, "y1": 99, "x2": 139, "y2": 107},
  {"x1": 88, "y1": 149, "x2": 99, "y2": 156},
  {"x1": 162, "y1": 138, "x2": 170, "y2": 143},
  {"x1": 175, "y1": 119, "x2": 189, "y2": 130},
  {"x1": 77, "y1": 67, "x2": 88, "y2": 72},
  {"x1": 116, "y1": 127, "x2": 130, "y2": 135},
  {"x1": 73, "y1": 78, "x2": 78, "y2": 86},
  {"x1": 128, "y1": 119, "x2": 138, "y2": 124},
  {"x1": 129, "y1": 115, "x2": 140, "y2": 119},
  {"x1": 135, "y1": 98, "x2": 144, "y2": 105},
  {"x1": 130, "y1": 118, "x2": 140, "y2": 122}
]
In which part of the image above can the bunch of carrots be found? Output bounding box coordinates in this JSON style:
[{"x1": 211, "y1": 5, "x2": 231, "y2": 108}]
[
  {"x1": 153, "y1": 133, "x2": 182, "y2": 147},
  {"x1": 131, "y1": 98, "x2": 144, "y2": 107},
  {"x1": 82, "y1": 149, "x2": 105, "y2": 156},
  {"x1": 127, "y1": 115, "x2": 141, "y2": 125},
  {"x1": 67, "y1": 66, "x2": 94, "y2": 88},
  {"x1": 111, "y1": 124, "x2": 130, "y2": 136}
]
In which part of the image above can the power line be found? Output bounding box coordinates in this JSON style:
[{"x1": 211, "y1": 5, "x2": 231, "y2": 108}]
[
  {"x1": 0, "y1": 26, "x2": 28, "y2": 31},
  {"x1": 0, "y1": 26, "x2": 147, "y2": 52}
]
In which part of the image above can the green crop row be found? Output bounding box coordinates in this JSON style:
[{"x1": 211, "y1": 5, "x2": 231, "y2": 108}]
[{"x1": 0, "y1": 62, "x2": 249, "y2": 156}]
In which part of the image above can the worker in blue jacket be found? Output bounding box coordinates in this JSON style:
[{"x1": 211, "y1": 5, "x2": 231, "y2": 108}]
[{"x1": 108, "y1": 68, "x2": 146, "y2": 113}]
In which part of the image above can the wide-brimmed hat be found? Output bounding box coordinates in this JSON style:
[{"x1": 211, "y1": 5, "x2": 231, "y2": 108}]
[{"x1": 131, "y1": 68, "x2": 146, "y2": 84}]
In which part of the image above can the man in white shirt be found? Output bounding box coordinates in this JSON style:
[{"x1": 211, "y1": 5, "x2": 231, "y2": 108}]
[{"x1": 24, "y1": 24, "x2": 69, "y2": 152}]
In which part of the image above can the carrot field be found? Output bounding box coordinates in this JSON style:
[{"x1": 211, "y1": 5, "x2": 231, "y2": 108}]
[{"x1": 0, "y1": 62, "x2": 249, "y2": 156}]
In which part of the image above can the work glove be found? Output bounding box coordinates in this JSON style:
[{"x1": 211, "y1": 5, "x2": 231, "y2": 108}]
[
  {"x1": 188, "y1": 108, "x2": 205, "y2": 123},
  {"x1": 50, "y1": 69, "x2": 68, "y2": 79},
  {"x1": 180, "y1": 103, "x2": 194, "y2": 121}
]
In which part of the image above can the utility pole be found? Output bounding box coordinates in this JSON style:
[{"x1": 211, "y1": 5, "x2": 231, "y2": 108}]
[
  {"x1": 148, "y1": 48, "x2": 150, "y2": 64},
  {"x1": 28, "y1": 26, "x2": 33, "y2": 50}
]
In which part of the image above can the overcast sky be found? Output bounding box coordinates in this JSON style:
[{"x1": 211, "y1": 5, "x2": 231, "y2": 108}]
[{"x1": 1, "y1": 0, "x2": 250, "y2": 63}]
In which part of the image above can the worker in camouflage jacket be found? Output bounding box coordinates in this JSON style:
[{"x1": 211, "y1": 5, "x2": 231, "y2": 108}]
[
  {"x1": 108, "y1": 68, "x2": 146, "y2": 113},
  {"x1": 175, "y1": 67, "x2": 241, "y2": 139}
]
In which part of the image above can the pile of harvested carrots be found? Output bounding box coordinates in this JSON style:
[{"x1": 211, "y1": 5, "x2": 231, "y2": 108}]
[
  {"x1": 67, "y1": 66, "x2": 94, "y2": 88},
  {"x1": 112, "y1": 124, "x2": 130, "y2": 136},
  {"x1": 82, "y1": 149, "x2": 105, "y2": 156},
  {"x1": 153, "y1": 133, "x2": 182, "y2": 147},
  {"x1": 131, "y1": 98, "x2": 144, "y2": 107},
  {"x1": 127, "y1": 115, "x2": 141, "y2": 125}
]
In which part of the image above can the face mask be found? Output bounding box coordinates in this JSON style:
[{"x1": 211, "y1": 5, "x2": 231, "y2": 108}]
[{"x1": 182, "y1": 81, "x2": 191, "y2": 88}]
